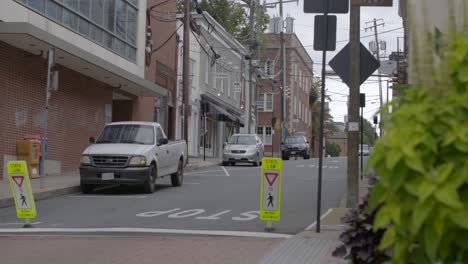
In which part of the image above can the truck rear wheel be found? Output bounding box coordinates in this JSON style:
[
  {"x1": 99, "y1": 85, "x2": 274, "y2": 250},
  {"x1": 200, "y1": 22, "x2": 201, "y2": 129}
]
[
  {"x1": 143, "y1": 164, "x2": 156, "y2": 193},
  {"x1": 171, "y1": 159, "x2": 183, "y2": 187}
]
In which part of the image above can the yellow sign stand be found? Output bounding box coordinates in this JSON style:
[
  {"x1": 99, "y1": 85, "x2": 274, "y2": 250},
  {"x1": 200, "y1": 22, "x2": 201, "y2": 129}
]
[
  {"x1": 260, "y1": 158, "x2": 282, "y2": 231},
  {"x1": 7, "y1": 161, "x2": 37, "y2": 227}
]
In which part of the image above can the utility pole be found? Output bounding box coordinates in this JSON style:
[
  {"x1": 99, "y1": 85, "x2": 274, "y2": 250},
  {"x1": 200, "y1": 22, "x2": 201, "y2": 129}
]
[
  {"x1": 182, "y1": 0, "x2": 191, "y2": 153},
  {"x1": 279, "y1": 0, "x2": 286, "y2": 151},
  {"x1": 247, "y1": 0, "x2": 256, "y2": 134},
  {"x1": 365, "y1": 18, "x2": 384, "y2": 137},
  {"x1": 346, "y1": 3, "x2": 360, "y2": 208}
]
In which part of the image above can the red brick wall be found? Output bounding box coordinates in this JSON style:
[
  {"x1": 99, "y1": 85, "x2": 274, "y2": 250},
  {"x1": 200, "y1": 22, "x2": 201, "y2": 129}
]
[
  {"x1": 144, "y1": 0, "x2": 178, "y2": 137},
  {"x1": 0, "y1": 41, "x2": 113, "y2": 178},
  {"x1": 258, "y1": 34, "x2": 314, "y2": 155}
]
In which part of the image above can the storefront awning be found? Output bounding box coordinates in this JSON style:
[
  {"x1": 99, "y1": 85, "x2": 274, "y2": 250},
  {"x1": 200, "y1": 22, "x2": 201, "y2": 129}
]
[{"x1": 201, "y1": 93, "x2": 244, "y2": 126}]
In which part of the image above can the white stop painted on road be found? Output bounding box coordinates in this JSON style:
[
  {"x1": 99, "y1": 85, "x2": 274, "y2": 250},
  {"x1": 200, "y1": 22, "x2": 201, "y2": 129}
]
[{"x1": 168, "y1": 209, "x2": 206, "y2": 218}]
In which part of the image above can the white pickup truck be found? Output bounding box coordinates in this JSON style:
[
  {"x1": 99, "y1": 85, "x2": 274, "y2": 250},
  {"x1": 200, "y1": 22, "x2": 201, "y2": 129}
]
[{"x1": 79, "y1": 121, "x2": 187, "y2": 193}]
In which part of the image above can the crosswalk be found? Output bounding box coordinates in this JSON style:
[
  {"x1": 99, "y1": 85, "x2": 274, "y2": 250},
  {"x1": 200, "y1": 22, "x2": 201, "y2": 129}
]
[{"x1": 296, "y1": 164, "x2": 340, "y2": 169}]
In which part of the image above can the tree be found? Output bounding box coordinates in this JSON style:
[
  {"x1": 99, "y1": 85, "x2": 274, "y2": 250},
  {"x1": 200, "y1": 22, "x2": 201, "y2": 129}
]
[
  {"x1": 326, "y1": 142, "x2": 341, "y2": 157},
  {"x1": 309, "y1": 77, "x2": 337, "y2": 157},
  {"x1": 178, "y1": 0, "x2": 269, "y2": 44},
  {"x1": 361, "y1": 117, "x2": 377, "y2": 146}
]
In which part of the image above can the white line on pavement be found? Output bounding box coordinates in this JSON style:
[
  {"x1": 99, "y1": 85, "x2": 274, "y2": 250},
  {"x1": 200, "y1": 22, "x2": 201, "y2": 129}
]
[
  {"x1": 305, "y1": 208, "x2": 334, "y2": 231},
  {"x1": 69, "y1": 195, "x2": 147, "y2": 199},
  {"x1": 221, "y1": 166, "x2": 230, "y2": 177},
  {"x1": 185, "y1": 169, "x2": 224, "y2": 175},
  {"x1": 184, "y1": 182, "x2": 200, "y2": 185},
  {"x1": 0, "y1": 222, "x2": 42, "y2": 226},
  {"x1": 0, "y1": 228, "x2": 292, "y2": 239}
]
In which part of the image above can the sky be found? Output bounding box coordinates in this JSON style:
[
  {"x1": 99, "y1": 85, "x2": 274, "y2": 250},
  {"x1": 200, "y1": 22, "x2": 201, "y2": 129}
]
[{"x1": 265, "y1": 0, "x2": 404, "y2": 123}]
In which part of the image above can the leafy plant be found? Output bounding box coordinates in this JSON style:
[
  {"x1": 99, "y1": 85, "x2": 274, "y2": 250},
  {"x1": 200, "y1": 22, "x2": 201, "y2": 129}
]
[
  {"x1": 326, "y1": 142, "x2": 341, "y2": 157},
  {"x1": 333, "y1": 174, "x2": 391, "y2": 263},
  {"x1": 367, "y1": 32, "x2": 468, "y2": 263}
]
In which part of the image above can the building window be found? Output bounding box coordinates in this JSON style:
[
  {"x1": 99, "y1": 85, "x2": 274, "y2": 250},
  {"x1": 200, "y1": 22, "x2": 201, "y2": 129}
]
[
  {"x1": 258, "y1": 93, "x2": 273, "y2": 112},
  {"x1": 16, "y1": 0, "x2": 138, "y2": 62},
  {"x1": 30, "y1": 0, "x2": 46, "y2": 12},
  {"x1": 215, "y1": 64, "x2": 229, "y2": 95},
  {"x1": 257, "y1": 126, "x2": 272, "y2": 145}
]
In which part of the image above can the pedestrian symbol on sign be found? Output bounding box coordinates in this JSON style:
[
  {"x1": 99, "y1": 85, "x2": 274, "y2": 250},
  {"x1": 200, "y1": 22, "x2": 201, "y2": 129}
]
[
  {"x1": 267, "y1": 193, "x2": 274, "y2": 207},
  {"x1": 20, "y1": 193, "x2": 27, "y2": 207}
]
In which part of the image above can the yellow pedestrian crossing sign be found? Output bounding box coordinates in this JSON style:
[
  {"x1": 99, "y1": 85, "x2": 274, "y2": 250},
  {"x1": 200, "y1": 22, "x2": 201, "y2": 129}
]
[
  {"x1": 260, "y1": 158, "x2": 282, "y2": 222},
  {"x1": 7, "y1": 161, "x2": 37, "y2": 219}
]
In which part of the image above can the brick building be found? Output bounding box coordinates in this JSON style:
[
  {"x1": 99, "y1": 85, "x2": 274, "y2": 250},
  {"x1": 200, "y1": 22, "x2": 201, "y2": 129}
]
[
  {"x1": 257, "y1": 33, "x2": 314, "y2": 156},
  {"x1": 0, "y1": 0, "x2": 176, "y2": 178}
]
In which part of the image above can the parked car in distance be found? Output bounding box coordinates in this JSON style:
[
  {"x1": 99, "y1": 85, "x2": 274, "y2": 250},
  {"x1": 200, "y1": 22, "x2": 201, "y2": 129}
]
[
  {"x1": 222, "y1": 134, "x2": 264, "y2": 166},
  {"x1": 359, "y1": 144, "x2": 370, "y2": 156},
  {"x1": 282, "y1": 135, "x2": 310, "y2": 160},
  {"x1": 79, "y1": 122, "x2": 187, "y2": 194}
]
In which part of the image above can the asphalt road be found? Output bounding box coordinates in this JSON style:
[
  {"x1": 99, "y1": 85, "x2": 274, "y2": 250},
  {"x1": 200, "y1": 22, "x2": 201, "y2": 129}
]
[{"x1": 0, "y1": 157, "x2": 349, "y2": 235}]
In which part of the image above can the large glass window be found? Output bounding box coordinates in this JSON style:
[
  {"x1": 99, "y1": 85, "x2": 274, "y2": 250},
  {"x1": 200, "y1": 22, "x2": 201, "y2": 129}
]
[
  {"x1": 63, "y1": 9, "x2": 78, "y2": 30},
  {"x1": 126, "y1": 6, "x2": 137, "y2": 45},
  {"x1": 46, "y1": 0, "x2": 62, "y2": 21},
  {"x1": 64, "y1": 0, "x2": 78, "y2": 10},
  {"x1": 104, "y1": 0, "x2": 115, "y2": 32},
  {"x1": 91, "y1": 0, "x2": 104, "y2": 25},
  {"x1": 78, "y1": 17, "x2": 90, "y2": 35},
  {"x1": 78, "y1": 0, "x2": 90, "y2": 17},
  {"x1": 29, "y1": 0, "x2": 46, "y2": 12},
  {"x1": 259, "y1": 93, "x2": 273, "y2": 112},
  {"x1": 115, "y1": 0, "x2": 127, "y2": 39},
  {"x1": 17, "y1": 0, "x2": 138, "y2": 62}
]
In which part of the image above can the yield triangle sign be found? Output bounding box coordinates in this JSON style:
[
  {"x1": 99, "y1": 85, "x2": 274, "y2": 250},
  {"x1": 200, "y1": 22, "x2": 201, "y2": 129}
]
[
  {"x1": 265, "y1": 173, "x2": 278, "y2": 187},
  {"x1": 12, "y1": 175, "x2": 24, "y2": 188}
]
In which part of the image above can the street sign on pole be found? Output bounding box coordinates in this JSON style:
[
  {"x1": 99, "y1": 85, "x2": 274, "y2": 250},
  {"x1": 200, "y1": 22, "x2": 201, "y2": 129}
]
[
  {"x1": 304, "y1": 0, "x2": 349, "y2": 13},
  {"x1": 314, "y1": 15, "x2": 337, "y2": 51},
  {"x1": 260, "y1": 158, "x2": 282, "y2": 231},
  {"x1": 7, "y1": 161, "x2": 37, "y2": 227},
  {"x1": 352, "y1": 0, "x2": 393, "y2": 6},
  {"x1": 329, "y1": 43, "x2": 380, "y2": 87}
]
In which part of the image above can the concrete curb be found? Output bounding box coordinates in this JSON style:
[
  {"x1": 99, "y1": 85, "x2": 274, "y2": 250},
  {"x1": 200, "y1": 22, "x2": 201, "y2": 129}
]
[
  {"x1": 185, "y1": 162, "x2": 221, "y2": 173},
  {"x1": 0, "y1": 186, "x2": 81, "y2": 208}
]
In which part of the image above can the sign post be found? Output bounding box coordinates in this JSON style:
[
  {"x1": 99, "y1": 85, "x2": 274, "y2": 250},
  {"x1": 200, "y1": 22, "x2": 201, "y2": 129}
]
[
  {"x1": 7, "y1": 161, "x2": 37, "y2": 228},
  {"x1": 260, "y1": 158, "x2": 282, "y2": 231}
]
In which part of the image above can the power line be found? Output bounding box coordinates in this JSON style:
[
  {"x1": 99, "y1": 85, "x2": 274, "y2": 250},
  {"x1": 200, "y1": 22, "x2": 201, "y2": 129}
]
[{"x1": 151, "y1": 23, "x2": 183, "y2": 54}]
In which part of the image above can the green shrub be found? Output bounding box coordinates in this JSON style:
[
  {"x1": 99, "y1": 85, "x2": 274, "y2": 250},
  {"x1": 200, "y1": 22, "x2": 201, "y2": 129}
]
[
  {"x1": 368, "y1": 34, "x2": 468, "y2": 263},
  {"x1": 326, "y1": 142, "x2": 341, "y2": 157}
]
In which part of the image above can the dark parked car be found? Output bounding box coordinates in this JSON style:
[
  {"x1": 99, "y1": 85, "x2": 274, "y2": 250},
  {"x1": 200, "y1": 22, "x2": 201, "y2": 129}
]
[{"x1": 281, "y1": 135, "x2": 310, "y2": 160}]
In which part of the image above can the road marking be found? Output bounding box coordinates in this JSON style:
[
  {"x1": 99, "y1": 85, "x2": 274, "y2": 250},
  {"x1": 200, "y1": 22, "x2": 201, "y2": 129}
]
[
  {"x1": 185, "y1": 169, "x2": 224, "y2": 175},
  {"x1": 232, "y1": 211, "x2": 260, "y2": 221},
  {"x1": 196, "y1": 210, "x2": 231, "y2": 220},
  {"x1": 221, "y1": 166, "x2": 230, "y2": 177},
  {"x1": 69, "y1": 195, "x2": 147, "y2": 199},
  {"x1": 136, "y1": 209, "x2": 260, "y2": 221},
  {"x1": 168, "y1": 209, "x2": 206, "y2": 218},
  {"x1": 305, "y1": 208, "x2": 334, "y2": 231},
  {"x1": 136, "y1": 208, "x2": 180, "y2": 217},
  {"x1": 0, "y1": 228, "x2": 292, "y2": 239},
  {"x1": 184, "y1": 182, "x2": 200, "y2": 185},
  {"x1": 0, "y1": 222, "x2": 42, "y2": 226}
]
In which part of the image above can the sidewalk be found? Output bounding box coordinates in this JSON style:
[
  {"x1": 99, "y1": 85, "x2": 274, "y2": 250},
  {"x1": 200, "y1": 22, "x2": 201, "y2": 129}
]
[
  {"x1": 260, "y1": 208, "x2": 348, "y2": 264},
  {"x1": 260, "y1": 177, "x2": 371, "y2": 264},
  {"x1": 0, "y1": 157, "x2": 221, "y2": 208}
]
